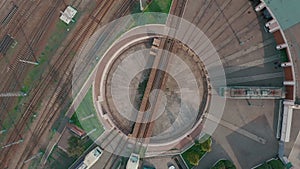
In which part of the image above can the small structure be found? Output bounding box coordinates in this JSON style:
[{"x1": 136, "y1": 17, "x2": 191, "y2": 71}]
[
  {"x1": 59, "y1": 6, "x2": 77, "y2": 24},
  {"x1": 219, "y1": 86, "x2": 284, "y2": 99},
  {"x1": 126, "y1": 153, "x2": 140, "y2": 169},
  {"x1": 0, "y1": 91, "x2": 26, "y2": 97},
  {"x1": 280, "y1": 104, "x2": 293, "y2": 142},
  {"x1": 67, "y1": 123, "x2": 86, "y2": 138}
]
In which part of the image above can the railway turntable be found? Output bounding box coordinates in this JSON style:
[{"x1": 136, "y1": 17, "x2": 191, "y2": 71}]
[{"x1": 73, "y1": 13, "x2": 226, "y2": 159}]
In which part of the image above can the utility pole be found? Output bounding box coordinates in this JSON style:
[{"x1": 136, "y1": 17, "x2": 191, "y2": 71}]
[
  {"x1": 24, "y1": 152, "x2": 43, "y2": 163},
  {"x1": 19, "y1": 59, "x2": 39, "y2": 65},
  {"x1": 0, "y1": 129, "x2": 6, "y2": 134},
  {"x1": 140, "y1": 0, "x2": 144, "y2": 11},
  {"x1": 2, "y1": 139, "x2": 23, "y2": 149},
  {"x1": 0, "y1": 92, "x2": 26, "y2": 97}
]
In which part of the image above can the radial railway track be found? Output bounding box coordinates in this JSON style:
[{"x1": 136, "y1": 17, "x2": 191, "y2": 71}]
[{"x1": 0, "y1": 0, "x2": 135, "y2": 168}]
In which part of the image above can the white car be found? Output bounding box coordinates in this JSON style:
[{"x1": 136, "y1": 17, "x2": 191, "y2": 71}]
[{"x1": 168, "y1": 164, "x2": 176, "y2": 169}]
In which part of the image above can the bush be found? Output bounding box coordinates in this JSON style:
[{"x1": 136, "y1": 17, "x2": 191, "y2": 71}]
[
  {"x1": 256, "y1": 159, "x2": 285, "y2": 169},
  {"x1": 268, "y1": 160, "x2": 285, "y2": 169},
  {"x1": 182, "y1": 137, "x2": 212, "y2": 168},
  {"x1": 187, "y1": 153, "x2": 200, "y2": 166},
  {"x1": 201, "y1": 138, "x2": 212, "y2": 152},
  {"x1": 67, "y1": 136, "x2": 85, "y2": 158},
  {"x1": 211, "y1": 160, "x2": 236, "y2": 169}
]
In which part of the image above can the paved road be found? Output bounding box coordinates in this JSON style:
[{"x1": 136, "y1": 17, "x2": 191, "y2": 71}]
[
  {"x1": 182, "y1": 0, "x2": 283, "y2": 168},
  {"x1": 196, "y1": 99, "x2": 279, "y2": 169}
]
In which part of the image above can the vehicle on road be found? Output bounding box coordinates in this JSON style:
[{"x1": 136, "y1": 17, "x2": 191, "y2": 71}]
[{"x1": 77, "y1": 147, "x2": 103, "y2": 169}]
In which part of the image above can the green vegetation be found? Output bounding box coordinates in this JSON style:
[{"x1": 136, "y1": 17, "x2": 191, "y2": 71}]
[
  {"x1": 27, "y1": 151, "x2": 43, "y2": 169},
  {"x1": 144, "y1": 0, "x2": 172, "y2": 13},
  {"x1": 0, "y1": 96, "x2": 28, "y2": 143},
  {"x1": 131, "y1": 0, "x2": 172, "y2": 14},
  {"x1": 67, "y1": 136, "x2": 86, "y2": 158},
  {"x1": 70, "y1": 113, "x2": 83, "y2": 129},
  {"x1": 46, "y1": 146, "x2": 76, "y2": 169},
  {"x1": 182, "y1": 137, "x2": 212, "y2": 168},
  {"x1": 0, "y1": 14, "x2": 80, "y2": 141},
  {"x1": 211, "y1": 160, "x2": 236, "y2": 169},
  {"x1": 136, "y1": 69, "x2": 151, "y2": 108},
  {"x1": 256, "y1": 159, "x2": 285, "y2": 169},
  {"x1": 22, "y1": 19, "x2": 77, "y2": 93},
  {"x1": 71, "y1": 87, "x2": 104, "y2": 141},
  {"x1": 279, "y1": 50, "x2": 289, "y2": 62}
]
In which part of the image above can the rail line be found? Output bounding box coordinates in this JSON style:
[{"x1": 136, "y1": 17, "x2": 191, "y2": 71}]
[
  {"x1": 71, "y1": 1, "x2": 185, "y2": 168},
  {"x1": 0, "y1": 0, "x2": 117, "y2": 168},
  {"x1": 129, "y1": 0, "x2": 187, "y2": 155},
  {"x1": 14, "y1": 0, "x2": 117, "y2": 167},
  {"x1": 0, "y1": 0, "x2": 186, "y2": 168},
  {"x1": 103, "y1": 40, "x2": 150, "y2": 136},
  {"x1": 0, "y1": 0, "x2": 62, "y2": 143},
  {"x1": 1, "y1": 0, "x2": 137, "y2": 168},
  {"x1": 0, "y1": 0, "x2": 47, "y2": 45}
]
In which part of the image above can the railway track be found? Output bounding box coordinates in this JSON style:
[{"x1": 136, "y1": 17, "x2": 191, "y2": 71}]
[
  {"x1": 98, "y1": 0, "x2": 270, "y2": 166},
  {"x1": 129, "y1": 0, "x2": 187, "y2": 154},
  {"x1": 104, "y1": 40, "x2": 151, "y2": 135},
  {"x1": 1, "y1": 0, "x2": 137, "y2": 168},
  {"x1": 185, "y1": 0, "x2": 259, "y2": 56},
  {"x1": 72, "y1": 0, "x2": 83, "y2": 9},
  {"x1": 71, "y1": 0, "x2": 187, "y2": 168},
  {"x1": 92, "y1": 0, "x2": 186, "y2": 164},
  {"x1": 0, "y1": 0, "x2": 267, "y2": 167},
  {"x1": 0, "y1": 0, "x2": 62, "y2": 143},
  {"x1": 0, "y1": 0, "x2": 126, "y2": 168},
  {"x1": 101, "y1": 135, "x2": 127, "y2": 169},
  {"x1": 1, "y1": 0, "x2": 183, "y2": 167}
]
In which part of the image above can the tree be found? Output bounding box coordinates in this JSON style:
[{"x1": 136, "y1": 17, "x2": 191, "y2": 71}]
[
  {"x1": 187, "y1": 152, "x2": 200, "y2": 166},
  {"x1": 268, "y1": 160, "x2": 285, "y2": 169},
  {"x1": 67, "y1": 136, "x2": 85, "y2": 158},
  {"x1": 211, "y1": 160, "x2": 236, "y2": 169},
  {"x1": 200, "y1": 138, "x2": 212, "y2": 152}
]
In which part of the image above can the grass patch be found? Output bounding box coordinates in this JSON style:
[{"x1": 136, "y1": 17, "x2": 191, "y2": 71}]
[
  {"x1": 131, "y1": 0, "x2": 172, "y2": 14},
  {"x1": 73, "y1": 87, "x2": 104, "y2": 140},
  {"x1": 144, "y1": 0, "x2": 172, "y2": 13},
  {"x1": 70, "y1": 113, "x2": 83, "y2": 129},
  {"x1": 255, "y1": 159, "x2": 285, "y2": 169},
  {"x1": 182, "y1": 137, "x2": 212, "y2": 168},
  {"x1": 0, "y1": 96, "x2": 26, "y2": 142},
  {"x1": 211, "y1": 160, "x2": 236, "y2": 169},
  {"x1": 22, "y1": 19, "x2": 75, "y2": 93}
]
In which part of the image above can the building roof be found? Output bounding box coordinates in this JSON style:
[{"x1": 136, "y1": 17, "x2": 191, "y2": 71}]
[
  {"x1": 265, "y1": 0, "x2": 300, "y2": 30},
  {"x1": 219, "y1": 86, "x2": 284, "y2": 99},
  {"x1": 59, "y1": 6, "x2": 77, "y2": 24},
  {"x1": 67, "y1": 123, "x2": 86, "y2": 137},
  {"x1": 281, "y1": 105, "x2": 293, "y2": 142}
]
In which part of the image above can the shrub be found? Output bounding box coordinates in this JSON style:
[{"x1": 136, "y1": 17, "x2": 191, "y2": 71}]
[{"x1": 211, "y1": 160, "x2": 236, "y2": 169}]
